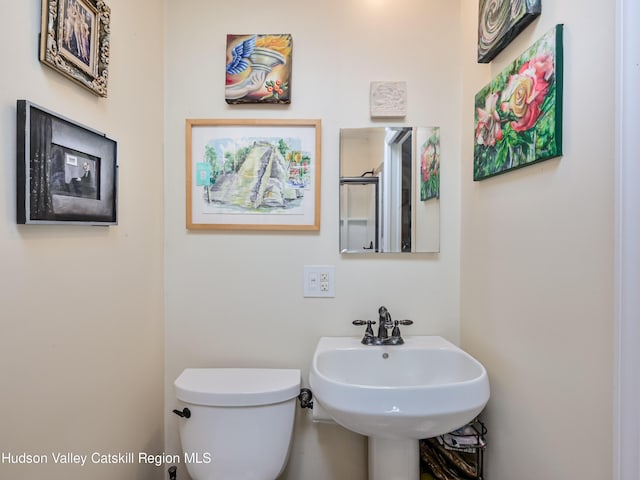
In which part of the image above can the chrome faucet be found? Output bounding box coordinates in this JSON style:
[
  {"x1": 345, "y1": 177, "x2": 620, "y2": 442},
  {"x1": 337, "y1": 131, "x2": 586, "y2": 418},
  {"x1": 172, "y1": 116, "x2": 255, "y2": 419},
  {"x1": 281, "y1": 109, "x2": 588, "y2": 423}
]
[
  {"x1": 353, "y1": 306, "x2": 413, "y2": 345},
  {"x1": 376, "y1": 306, "x2": 393, "y2": 341}
]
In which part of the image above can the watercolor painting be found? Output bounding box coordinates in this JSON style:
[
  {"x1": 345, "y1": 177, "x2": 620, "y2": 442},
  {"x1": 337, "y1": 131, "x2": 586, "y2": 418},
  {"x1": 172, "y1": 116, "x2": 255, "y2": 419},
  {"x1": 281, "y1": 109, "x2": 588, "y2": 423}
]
[
  {"x1": 474, "y1": 24, "x2": 563, "y2": 181},
  {"x1": 186, "y1": 119, "x2": 321, "y2": 230},
  {"x1": 418, "y1": 127, "x2": 440, "y2": 201},
  {"x1": 477, "y1": 0, "x2": 541, "y2": 63},
  {"x1": 225, "y1": 34, "x2": 292, "y2": 104}
]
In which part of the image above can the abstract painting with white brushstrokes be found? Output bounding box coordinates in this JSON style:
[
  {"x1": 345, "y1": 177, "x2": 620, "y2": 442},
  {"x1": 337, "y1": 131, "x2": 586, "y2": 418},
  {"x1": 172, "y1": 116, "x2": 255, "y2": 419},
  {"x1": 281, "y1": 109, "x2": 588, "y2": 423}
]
[{"x1": 477, "y1": 0, "x2": 541, "y2": 63}]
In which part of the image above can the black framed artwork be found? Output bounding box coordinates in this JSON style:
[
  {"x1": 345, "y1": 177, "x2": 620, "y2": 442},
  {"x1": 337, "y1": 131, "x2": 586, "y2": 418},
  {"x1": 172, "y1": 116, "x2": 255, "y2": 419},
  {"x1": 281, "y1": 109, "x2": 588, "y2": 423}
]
[{"x1": 16, "y1": 100, "x2": 118, "y2": 225}]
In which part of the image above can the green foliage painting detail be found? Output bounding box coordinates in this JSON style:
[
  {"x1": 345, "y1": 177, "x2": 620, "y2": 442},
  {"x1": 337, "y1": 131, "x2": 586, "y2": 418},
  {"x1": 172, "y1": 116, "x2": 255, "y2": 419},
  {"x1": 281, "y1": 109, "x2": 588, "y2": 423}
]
[
  {"x1": 420, "y1": 127, "x2": 440, "y2": 201},
  {"x1": 473, "y1": 24, "x2": 563, "y2": 181}
]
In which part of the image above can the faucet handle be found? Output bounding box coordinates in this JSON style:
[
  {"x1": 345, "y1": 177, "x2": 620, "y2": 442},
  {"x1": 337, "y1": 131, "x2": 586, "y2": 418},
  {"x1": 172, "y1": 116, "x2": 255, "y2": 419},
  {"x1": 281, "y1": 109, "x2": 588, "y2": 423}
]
[
  {"x1": 352, "y1": 320, "x2": 370, "y2": 326},
  {"x1": 384, "y1": 319, "x2": 413, "y2": 345},
  {"x1": 353, "y1": 320, "x2": 377, "y2": 345},
  {"x1": 352, "y1": 319, "x2": 376, "y2": 331}
]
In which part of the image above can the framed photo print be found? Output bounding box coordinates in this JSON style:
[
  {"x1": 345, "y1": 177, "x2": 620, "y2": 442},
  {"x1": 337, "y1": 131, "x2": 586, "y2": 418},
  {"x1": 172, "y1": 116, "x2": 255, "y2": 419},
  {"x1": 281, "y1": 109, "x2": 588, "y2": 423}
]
[
  {"x1": 186, "y1": 119, "x2": 321, "y2": 230},
  {"x1": 39, "y1": 0, "x2": 111, "y2": 97},
  {"x1": 17, "y1": 100, "x2": 118, "y2": 225}
]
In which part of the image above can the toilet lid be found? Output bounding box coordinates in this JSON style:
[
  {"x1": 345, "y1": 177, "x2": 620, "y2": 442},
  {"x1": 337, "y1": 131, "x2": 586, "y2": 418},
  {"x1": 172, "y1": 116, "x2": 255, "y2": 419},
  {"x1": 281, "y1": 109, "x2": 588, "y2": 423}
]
[{"x1": 175, "y1": 368, "x2": 301, "y2": 407}]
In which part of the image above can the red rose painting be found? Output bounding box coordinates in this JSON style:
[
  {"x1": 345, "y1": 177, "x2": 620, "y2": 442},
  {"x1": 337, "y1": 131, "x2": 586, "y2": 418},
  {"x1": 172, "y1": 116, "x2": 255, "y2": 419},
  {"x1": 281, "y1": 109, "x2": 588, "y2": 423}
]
[{"x1": 473, "y1": 25, "x2": 563, "y2": 180}]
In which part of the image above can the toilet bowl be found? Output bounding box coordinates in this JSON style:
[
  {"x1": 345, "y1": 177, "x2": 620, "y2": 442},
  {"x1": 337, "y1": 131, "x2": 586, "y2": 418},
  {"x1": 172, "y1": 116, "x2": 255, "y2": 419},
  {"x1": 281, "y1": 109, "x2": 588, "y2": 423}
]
[{"x1": 174, "y1": 368, "x2": 300, "y2": 480}]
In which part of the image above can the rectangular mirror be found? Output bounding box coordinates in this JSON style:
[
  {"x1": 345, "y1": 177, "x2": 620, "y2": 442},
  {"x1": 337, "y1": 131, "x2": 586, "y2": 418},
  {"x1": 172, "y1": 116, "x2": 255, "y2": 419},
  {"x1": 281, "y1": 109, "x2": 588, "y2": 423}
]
[{"x1": 339, "y1": 127, "x2": 440, "y2": 253}]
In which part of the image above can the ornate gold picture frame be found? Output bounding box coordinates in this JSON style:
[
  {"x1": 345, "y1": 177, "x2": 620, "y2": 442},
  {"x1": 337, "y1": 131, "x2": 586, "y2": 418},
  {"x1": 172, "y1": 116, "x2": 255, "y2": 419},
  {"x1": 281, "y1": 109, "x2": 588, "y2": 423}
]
[{"x1": 39, "y1": 0, "x2": 111, "y2": 97}]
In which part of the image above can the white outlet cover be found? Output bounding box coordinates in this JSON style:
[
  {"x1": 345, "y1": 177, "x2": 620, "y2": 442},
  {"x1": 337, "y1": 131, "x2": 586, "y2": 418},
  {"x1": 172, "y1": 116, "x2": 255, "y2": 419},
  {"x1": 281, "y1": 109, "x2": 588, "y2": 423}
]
[{"x1": 304, "y1": 265, "x2": 335, "y2": 297}]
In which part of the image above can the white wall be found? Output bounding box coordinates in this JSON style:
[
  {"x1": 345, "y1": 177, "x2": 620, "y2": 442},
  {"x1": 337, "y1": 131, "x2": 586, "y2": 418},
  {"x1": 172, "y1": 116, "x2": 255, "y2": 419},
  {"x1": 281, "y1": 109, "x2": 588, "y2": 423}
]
[
  {"x1": 0, "y1": 1, "x2": 165, "y2": 479},
  {"x1": 460, "y1": 1, "x2": 615, "y2": 479},
  {"x1": 163, "y1": 0, "x2": 462, "y2": 478}
]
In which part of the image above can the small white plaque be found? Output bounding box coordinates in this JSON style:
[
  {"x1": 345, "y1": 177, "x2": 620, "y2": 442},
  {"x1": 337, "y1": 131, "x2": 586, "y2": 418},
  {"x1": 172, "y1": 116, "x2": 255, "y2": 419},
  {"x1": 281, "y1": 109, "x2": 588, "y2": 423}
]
[{"x1": 370, "y1": 81, "x2": 407, "y2": 118}]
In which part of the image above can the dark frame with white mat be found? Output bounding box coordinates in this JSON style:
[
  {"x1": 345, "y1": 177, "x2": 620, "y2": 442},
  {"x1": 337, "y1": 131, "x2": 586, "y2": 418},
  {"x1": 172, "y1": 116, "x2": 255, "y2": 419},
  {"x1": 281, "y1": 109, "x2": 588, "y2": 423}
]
[{"x1": 17, "y1": 100, "x2": 118, "y2": 225}]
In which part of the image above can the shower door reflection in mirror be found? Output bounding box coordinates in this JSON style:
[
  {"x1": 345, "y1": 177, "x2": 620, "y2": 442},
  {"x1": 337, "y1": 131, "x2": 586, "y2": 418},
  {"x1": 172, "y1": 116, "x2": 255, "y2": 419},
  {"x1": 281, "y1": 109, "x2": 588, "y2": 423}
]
[
  {"x1": 339, "y1": 127, "x2": 440, "y2": 254},
  {"x1": 340, "y1": 176, "x2": 379, "y2": 252}
]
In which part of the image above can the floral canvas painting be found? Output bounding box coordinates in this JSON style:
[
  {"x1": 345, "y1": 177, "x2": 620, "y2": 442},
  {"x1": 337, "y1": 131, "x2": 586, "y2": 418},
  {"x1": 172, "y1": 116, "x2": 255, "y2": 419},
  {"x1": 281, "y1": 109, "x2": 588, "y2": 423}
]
[
  {"x1": 419, "y1": 127, "x2": 440, "y2": 201},
  {"x1": 474, "y1": 24, "x2": 563, "y2": 181},
  {"x1": 225, "y1": 34, "x2": 292, "y2": 104},
  {"x1": 477, "y1": 0, "x2": 541, "y2": 63}
]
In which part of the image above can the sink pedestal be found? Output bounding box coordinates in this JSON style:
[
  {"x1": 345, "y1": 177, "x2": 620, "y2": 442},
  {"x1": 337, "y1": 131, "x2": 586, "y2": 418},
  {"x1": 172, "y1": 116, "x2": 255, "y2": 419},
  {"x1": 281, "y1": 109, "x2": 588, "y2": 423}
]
[{"x1": 368, "y1": 437, "x2": 419, "y2": 480}]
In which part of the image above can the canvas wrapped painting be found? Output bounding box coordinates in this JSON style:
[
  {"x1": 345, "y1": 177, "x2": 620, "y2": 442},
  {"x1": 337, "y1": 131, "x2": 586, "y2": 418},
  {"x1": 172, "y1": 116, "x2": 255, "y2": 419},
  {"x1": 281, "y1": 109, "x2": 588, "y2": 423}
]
[
  {"x1": 418, "y1": 127, "x2": 440, "y2": 201},
  {"x1": 225, "y1": 34, "x2": 292, "y2": 104},
  {"x1": 477, "y1": 0, "x2": 541, "y2": 63},
  {"x1": 473, "y1": 24, "x2": 563, "y2": 181}
]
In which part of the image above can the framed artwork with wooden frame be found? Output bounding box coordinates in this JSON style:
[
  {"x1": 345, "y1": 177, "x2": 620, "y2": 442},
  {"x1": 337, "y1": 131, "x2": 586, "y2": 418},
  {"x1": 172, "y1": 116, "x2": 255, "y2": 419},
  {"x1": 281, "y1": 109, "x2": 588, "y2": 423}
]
[
  {"x1": 186, "y1": 119, "x2": 321, "y2": 231},
  {"x1": 39, "y1": 0, "x2": 111, "y2": 97}
]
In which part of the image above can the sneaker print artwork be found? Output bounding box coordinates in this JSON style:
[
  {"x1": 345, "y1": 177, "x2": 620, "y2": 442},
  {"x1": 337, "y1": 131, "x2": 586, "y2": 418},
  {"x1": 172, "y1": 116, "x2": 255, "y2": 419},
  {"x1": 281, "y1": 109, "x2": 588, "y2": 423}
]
[{"x1": 225, "y1": 34, "x2": 292, "y2": 104}]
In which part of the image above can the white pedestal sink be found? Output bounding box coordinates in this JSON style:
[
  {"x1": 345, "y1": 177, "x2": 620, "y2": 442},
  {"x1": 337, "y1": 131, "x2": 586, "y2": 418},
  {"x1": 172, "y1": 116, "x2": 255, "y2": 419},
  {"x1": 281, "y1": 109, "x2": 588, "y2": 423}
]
[{"x1": 308, "y1": 336, "x2": 490, "y2": 480}]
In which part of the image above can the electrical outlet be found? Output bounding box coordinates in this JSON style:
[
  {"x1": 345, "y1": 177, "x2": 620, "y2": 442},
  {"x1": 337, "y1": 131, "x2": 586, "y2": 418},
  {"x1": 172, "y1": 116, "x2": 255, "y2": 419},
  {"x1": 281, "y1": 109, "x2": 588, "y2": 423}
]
[{"x1": 304, "y1": 265, "x2": 335, "y2": 297}]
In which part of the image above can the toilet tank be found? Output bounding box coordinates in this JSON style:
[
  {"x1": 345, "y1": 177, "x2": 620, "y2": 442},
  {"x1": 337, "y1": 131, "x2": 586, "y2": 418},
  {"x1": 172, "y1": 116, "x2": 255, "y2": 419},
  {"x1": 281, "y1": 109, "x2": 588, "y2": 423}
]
[
  {"x1": 175, "y1": 368, "x2": 301, "y2": 407},
  {"x1": 174, "y1": 368, "x2": 300, "y2": 480}
]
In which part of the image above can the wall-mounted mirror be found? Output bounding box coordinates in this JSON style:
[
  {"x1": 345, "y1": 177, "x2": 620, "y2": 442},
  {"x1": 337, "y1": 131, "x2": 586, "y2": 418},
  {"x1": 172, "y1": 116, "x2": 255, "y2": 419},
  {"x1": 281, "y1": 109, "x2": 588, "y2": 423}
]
[{"x1": 340, "y1": 127, "x2": 440, "y2": 254}]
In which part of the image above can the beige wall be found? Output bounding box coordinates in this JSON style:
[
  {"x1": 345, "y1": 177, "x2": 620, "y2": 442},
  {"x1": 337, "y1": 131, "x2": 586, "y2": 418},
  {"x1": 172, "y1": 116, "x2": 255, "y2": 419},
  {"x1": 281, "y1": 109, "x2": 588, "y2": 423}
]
[
  {"x1": 0, "y1": 1, "x2": 165, "y2": 479},
  {"x1": 163, "y1": 0, "x2": 462, "y2": 478},
  {"x1": 460, "y1": 1, "x2": 614, "y2": 479}
]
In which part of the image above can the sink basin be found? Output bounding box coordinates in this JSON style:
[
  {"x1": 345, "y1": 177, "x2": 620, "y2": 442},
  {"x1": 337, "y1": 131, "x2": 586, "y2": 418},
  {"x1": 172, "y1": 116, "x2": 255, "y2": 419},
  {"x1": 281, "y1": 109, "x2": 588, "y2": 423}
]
[
  {"x1": 309, "y1": 335, "x2": 489, "y2": 439},
  {"x1": 308, "y1": 336, "x2": 489, "y2": 480}
]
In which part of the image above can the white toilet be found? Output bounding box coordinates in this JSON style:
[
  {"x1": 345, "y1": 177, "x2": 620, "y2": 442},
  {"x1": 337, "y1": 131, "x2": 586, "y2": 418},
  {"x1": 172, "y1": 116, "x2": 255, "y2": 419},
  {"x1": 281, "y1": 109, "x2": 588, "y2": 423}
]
[{"x1": 173, "y1": 368, "x2": 300, "y2": 480}]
